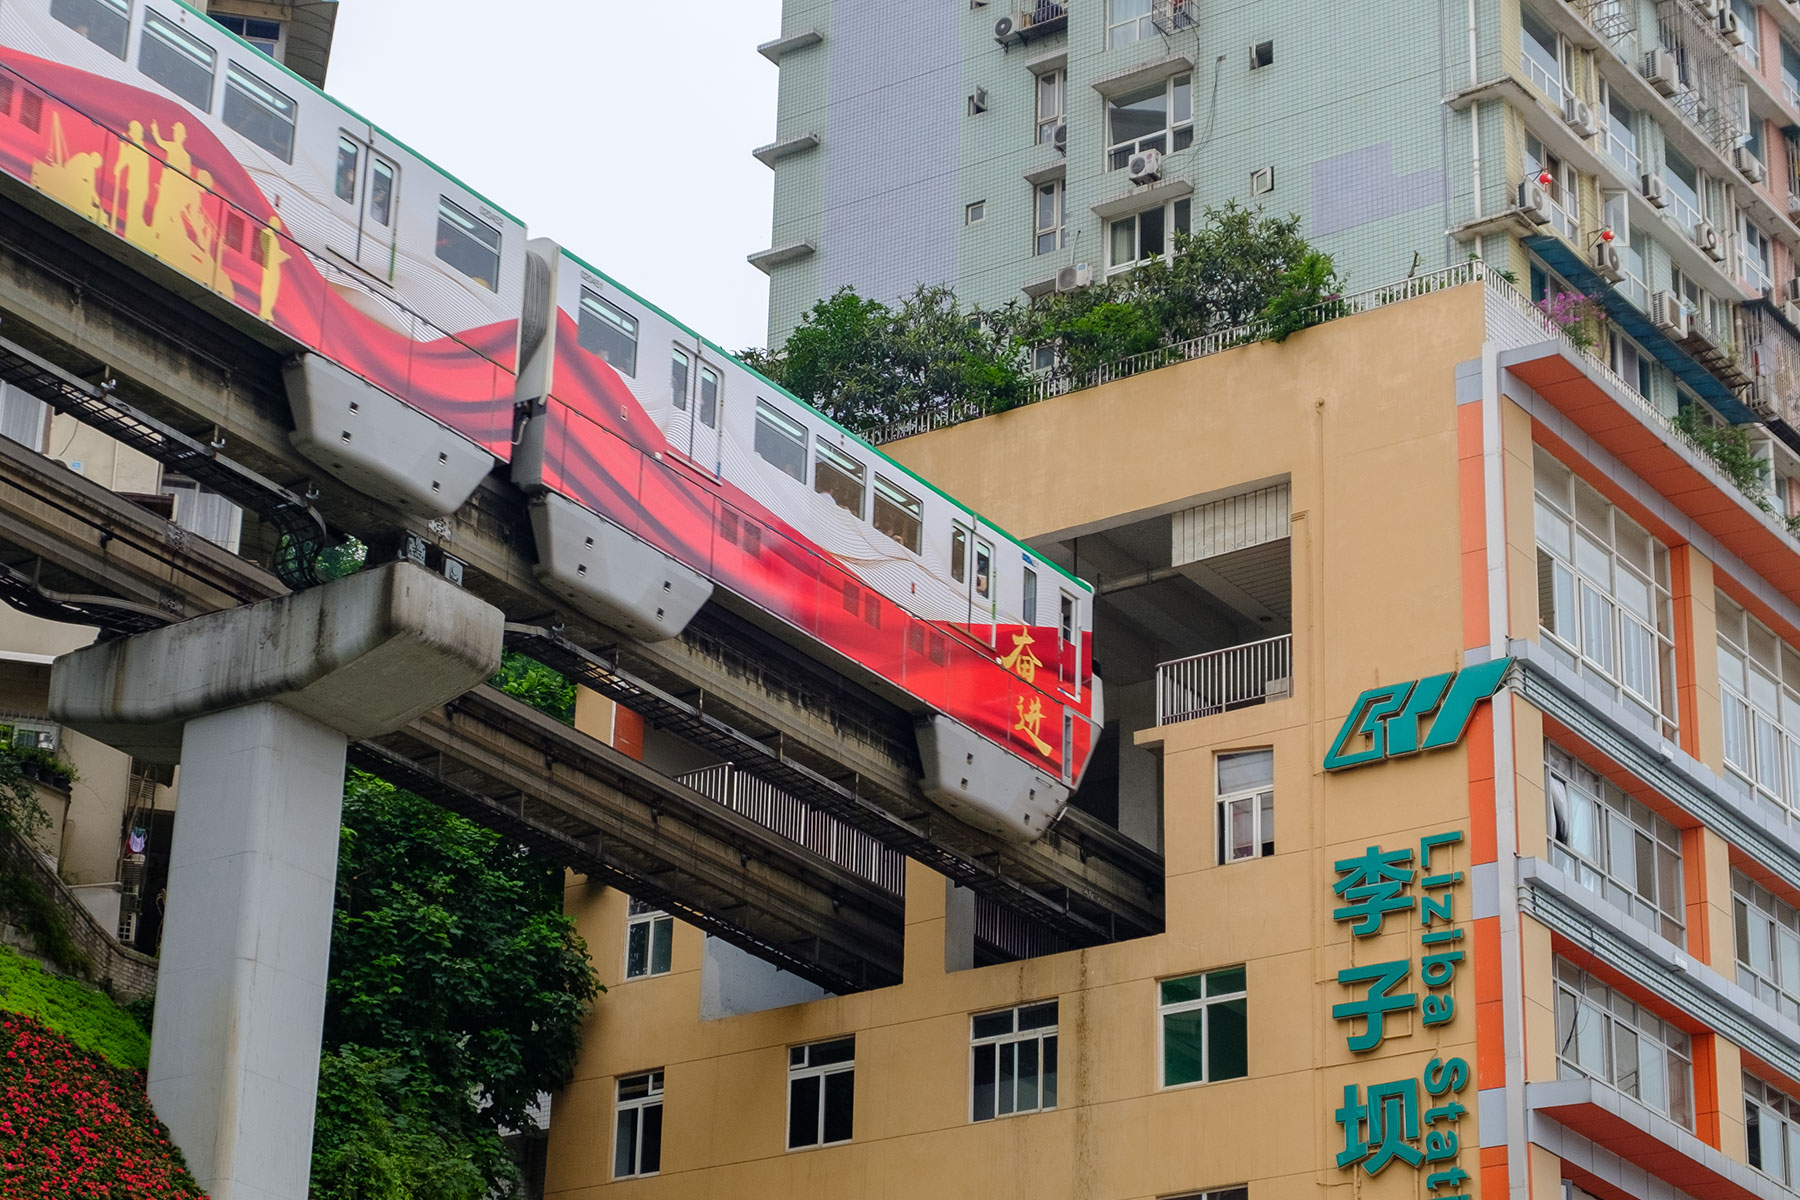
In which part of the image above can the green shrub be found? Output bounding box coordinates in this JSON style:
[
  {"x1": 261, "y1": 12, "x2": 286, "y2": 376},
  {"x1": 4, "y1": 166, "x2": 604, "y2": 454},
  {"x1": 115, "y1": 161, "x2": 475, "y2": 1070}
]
[{"x1": 0, "y1": 943, "x2": 150, "y2": 1070}]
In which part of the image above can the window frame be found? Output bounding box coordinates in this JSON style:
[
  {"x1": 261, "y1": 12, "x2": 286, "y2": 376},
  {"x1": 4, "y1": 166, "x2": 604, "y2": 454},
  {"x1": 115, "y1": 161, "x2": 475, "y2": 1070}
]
[
  {"x1": 612, "y1": 1070, "x2": 665, "y2": 1180},
  {"x1": 754, "y1": 398, "x2": 809, "y2": 483},
  {"x1": 435, "y1": 197, "x2": 503, "y2": 293},
  {"x1": 1034, "y1": 179, "x2": 1064, "y2": 256},
  {"x1": 52, "y1": 0, "x2": 131, "y2": 58},
  {"x1": 670, "y1": 346, "x2": 691, "y2": 411},
  {"x1": 1035, "y1": 68, "x2": 1065, "y2": 144},
  {"x1": 576, "y1": 288, "x2": 638, "y2": 375},
  {"x1": 965, "y1": 199, "x2": 987, "y2": 226},
  {"x1": 1733, "y1": 868, "x2": 1800, "y2": 1023},
  {"x1": 1544, "y1": 743, "x2": 1685, "y2": 942},
  {"x1": 1553, "y1": 958, "x2": 1693, "y2": 1126},
  {"x1": 139, "y1": 9, "x2": 218, "y2": 110},
  {"x1": 1216, "y1": 749, "x2": 1275, "y2": 864},
  {"x1": 1105, "y1": 73, "x2": 1193, "y2": 170},
  {"x1": 212, "y1": 13, "x2": 283, "y2": 59},
  {"x1": 1106, "y1": 197, "x2": 1193, "y2": 274},
  {"x1": 872, "y1": 474, "x2": 923, "y2": 555},
  {"x1": 221, "y1": 59, "x2": 296, "y2": 162},
  {"x1": 1105, "y1": 0, "x2": 1154, "y2": 48},
  {"x1": 970, "y1": 1001, "x2": 1059, "y2": 1122},
  {"x1": 1156, "y1": 965, "x2": 1249, "y2": 1089},
  {"x1": 624, "y1": 897, "x2": 674, "y2": 980},
  {"x1": 786, "y1": 1036, "x2": 855, "y2": 1150},
  {"x1": 814, "y1": 439, "x2": 867, "y2": 518},
  {"x1": 1716, "y1": 590, "x2": 1800, "y2": 819},
  {"x1": 1746, "y1": 1071, "x2": 1800, "y2": 1186}
]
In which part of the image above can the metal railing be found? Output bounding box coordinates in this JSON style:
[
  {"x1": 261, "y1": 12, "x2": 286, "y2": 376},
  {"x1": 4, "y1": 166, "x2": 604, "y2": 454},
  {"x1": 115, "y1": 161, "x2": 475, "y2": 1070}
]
[
  {"x1": 676, "y1": 762, "x2": 906, "y2": 896},
  {"x1": 1155, "y1": 634, "x2": 1293, "y2": 726}
]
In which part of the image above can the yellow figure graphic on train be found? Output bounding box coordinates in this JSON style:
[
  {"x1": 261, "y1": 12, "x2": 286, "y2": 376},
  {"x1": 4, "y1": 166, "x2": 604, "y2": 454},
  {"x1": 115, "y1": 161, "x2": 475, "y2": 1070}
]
[
  {"x1": 30, "y1": 113, "x2": 103, "y2": 224},
  {"x1": 111, "y1": 120, "x2": 152, "y2": 244},
  {"x1": 145, "y1": 120, "x2": 206, "y2": 271},
  {"x1": 257, "y1": 214, "x2": 288, "y2": 321}
]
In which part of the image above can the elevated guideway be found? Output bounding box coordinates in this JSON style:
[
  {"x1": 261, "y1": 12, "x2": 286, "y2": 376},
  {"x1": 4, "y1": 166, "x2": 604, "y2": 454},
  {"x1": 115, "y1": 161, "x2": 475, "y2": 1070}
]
[{"x1": 0, "y1": 195, "x2": 1164, "y2": 973}]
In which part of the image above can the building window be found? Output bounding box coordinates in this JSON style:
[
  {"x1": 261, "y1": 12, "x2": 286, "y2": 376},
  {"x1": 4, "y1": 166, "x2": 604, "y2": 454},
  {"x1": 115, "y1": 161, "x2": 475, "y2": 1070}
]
[
  {"x1": 754, "y1": 399, "x2": 808, "y2": 482},
  {"x1": 787, "y1": 1037, "x2": 854, "y2": 1149},
  {"x1": 625, "y1": 898, "x2": 673, "y2": 980},
  {"x1": 0, "y1": 383, "x2": 48, "y2": 453},
  {"x1": 1520, "y1": 7, "x2": 1566, "y2": 102},
  {"x1": 140, "y1": 10, "x2": 217, "y2": 110},
  {"x1": 1733, "y1": 0, "x2": 1762, "y2": 68},
  {"x1": 1106, "y1": 73, "x2": 1192, "y2": 170},
  {"x1": 576, "y1": 290, "x2": 638, "y2": 376},
  {"x1": 1783, "y1": 38, "x2": 1800, "y2": 109},
  {"x1": 1036, "y1": 69, "x2": 1064, "y2": 144},
  {"x1": 613, "y1": 1070, "x2": 664, "y2": 1178},
  {"x1": 52, "y1": 0, "x2": 129, "y2": 58},
  {"x1": 814, "y1": 440, "x2": 866, "y2": 517},
  {"x1": 1733, "y1": 869, "x2": 1800, "y2": 1022},
  {"x1": 435, "y1": 198, "x2": 502, "y2": 292},
  {"x1": 1108, "y1": 198, "x2": 1191, "y2": 273},
  {"x1": 971, "y1": 1001, "x2": 1058, "y2": 1121},
  {"x1": 966, "y1": 200, "x2": 987, "y2": 225},
  {"x1": 1533, "y1": 447, "x2": 1676, "y2": 737},
  {"x1": 1716, "y1": 591, "x2": 1800, "y2": 819},
  {"x1": 222, "y1": 61, "x2": 295, "y2": 162},
  {"x1": 212, "y1": 14, "x2": 282, "y2": 58},
  {"x1": 1599, "y1": 81, "x2": 1640, "y2": 179},
  {"x1": 1158, "y1": 966, "x2": 1247, "y2": 1088},
  {"x1": 1741, "y1": 217, "x2": 1775, "y2": 294},
  {"x1": 1553, "y1": 959, "x2": 1693, "y2": 1126},
  {"x1": 872, "y1": 475, "x2": 922, "y2": 554},
  {"x1": 1106, "y1": 0, "x2": 1154, "y2": 46},
  {"x1": 1747, "y1": 1072, "x2": 1800, "y2": 1184},
  {"x1": 1034, "y1": 180, "x2": 1064, "y2": 256},
  {"x1": 1170, "y1": 1191, "x2": 1248, "y2": 1200},
  {"x1": 1217, "y1": 749, "x2": 1273, "y2": 863},
  {"x1": 1662, "y1": 144, "x2": 1705, "y2": 236},
  {"x1": 1524, "y1": 133, "x2": 1579, "y2": 242},
  {"x1": 1544, "y1": 745, "x2": 1684, "y2": 942}
]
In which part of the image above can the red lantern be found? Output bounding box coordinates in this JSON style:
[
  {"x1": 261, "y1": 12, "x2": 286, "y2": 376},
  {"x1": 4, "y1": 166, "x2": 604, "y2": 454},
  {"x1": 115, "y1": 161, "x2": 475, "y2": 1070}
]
[{"x1": 1600, "y1": 227, "x2": 1615, "y2": 242}]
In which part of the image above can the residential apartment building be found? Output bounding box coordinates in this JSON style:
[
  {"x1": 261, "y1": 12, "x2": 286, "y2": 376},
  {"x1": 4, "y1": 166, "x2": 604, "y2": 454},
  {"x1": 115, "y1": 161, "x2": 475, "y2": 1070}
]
[
  {"x1": 543, "y1": 266, "x2": 1800, "y2": 1200},
  {"x1": 0, "y1": 0, "x2": 329, "y2": 951},
  {"x1": 750, "y1": 0, "x2": 1800, "y2": 519}
]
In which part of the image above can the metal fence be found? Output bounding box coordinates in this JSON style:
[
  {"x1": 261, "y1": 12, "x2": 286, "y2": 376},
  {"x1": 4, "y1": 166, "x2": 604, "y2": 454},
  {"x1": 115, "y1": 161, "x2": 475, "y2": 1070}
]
[
  {"x1": 676, "y1": 762, "x2": 906, "y2": 896},
  {"x1": 1155, "y1": 634, "x2": 1293, "y2": 726}
]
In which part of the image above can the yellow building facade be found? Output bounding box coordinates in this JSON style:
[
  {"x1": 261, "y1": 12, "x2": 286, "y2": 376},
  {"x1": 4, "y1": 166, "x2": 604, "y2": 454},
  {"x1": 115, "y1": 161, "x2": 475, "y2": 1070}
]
[{"x1": 546, "y1": 272, "x2": 1800, "y2": 1200}]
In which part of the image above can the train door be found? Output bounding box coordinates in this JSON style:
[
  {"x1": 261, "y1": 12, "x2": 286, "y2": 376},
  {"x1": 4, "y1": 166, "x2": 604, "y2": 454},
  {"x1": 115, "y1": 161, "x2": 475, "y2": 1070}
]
[
  {"x1": 668, "y1": 344, "x2": 694, "y2": 460},
  {"x1": 951, "y1": 522, "x2": 996, "y2": 644},
  {"x1": 690, "y1": 356, "x2": 723, "y2": 475},
  {"x1": 332, "y1": 132, "x2": 399, "y2": 282}
]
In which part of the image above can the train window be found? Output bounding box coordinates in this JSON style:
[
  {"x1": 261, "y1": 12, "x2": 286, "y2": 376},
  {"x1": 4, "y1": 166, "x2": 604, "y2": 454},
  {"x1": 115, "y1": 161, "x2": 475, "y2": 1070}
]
[
  {"x1": 1023, "y1": 567, "x2": 1038, "y2": 625},
  {"x1": 435, "y1": 198, "x2": 501, "y2": 291},
  {"x1": 814, "y1": 441, "x2": 865, "y2": 517},
  {"x1": 577, "y1": 290, "x2": 638, "y2": 376},
  {"x1": 670, "y1": 348, "x2": 690, "y2": 410},
  {"x1": 754, "y1": 399, "x2": 807, "y2": 482},
  {"x1": 1059, "y1": 594, "x2": 1075, "y2": 643},
  {"x1": 698, "y1": 366, "x2": 719, "y2": 428},
  {"x1": 223, "y1": 62, "x2": 295, "y2": 162},
  {"x1": 951, "y1": 528, "x2": 967, "y2": 584},
  {"x1": 334, "y1": 137, "x2": 358, "y2": 202},
  {"x1": 369, "y1": 160, "x2": 395, "y2": 226},
  {"x1": 212, "y1": 14, "x2": 280, "y2": 58},
  {"x1": 52, "y1": 0, "x2": 130, "y2": 58},
  {"x1": 140, "y1": 11, "x2": 217, "y2": 110},
  {"x1": 975, "y1": 538, "x2": 993, "y2": 600},
  {"x1": 873, "y1": 476, "x2": 923, "y2": 555}
]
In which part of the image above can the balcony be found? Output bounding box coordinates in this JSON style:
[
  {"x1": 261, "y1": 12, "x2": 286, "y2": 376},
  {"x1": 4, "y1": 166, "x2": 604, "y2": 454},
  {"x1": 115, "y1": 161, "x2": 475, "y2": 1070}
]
[
  {"x1": 1154, "y1": 635, "x2": 1293, "y2": 725},
  {"x1": 993, "y1": 2, "x2": 1066, "y2": 45}
]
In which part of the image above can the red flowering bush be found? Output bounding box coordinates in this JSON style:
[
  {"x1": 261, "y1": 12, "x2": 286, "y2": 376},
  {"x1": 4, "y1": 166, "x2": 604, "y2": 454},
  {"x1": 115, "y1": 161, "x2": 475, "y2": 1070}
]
[{"x1": 0, "y1": 1012, "x2": 207, "y2": 1197}]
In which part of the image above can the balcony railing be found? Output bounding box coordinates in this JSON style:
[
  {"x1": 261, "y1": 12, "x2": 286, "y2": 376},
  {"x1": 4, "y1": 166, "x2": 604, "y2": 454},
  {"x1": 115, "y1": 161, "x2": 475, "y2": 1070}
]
[
  {"x1": 1155, "y1": 635, "x2": 1293, "y2": 725},
  {"x1": 677, "y1": 763, "x2": 905, "y2": 895}
]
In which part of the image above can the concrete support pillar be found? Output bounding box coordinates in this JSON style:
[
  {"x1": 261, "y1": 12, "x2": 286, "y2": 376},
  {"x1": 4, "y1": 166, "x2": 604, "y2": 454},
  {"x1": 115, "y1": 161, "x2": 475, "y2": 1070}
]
[{"x1": 51, "y1": 563, "x2": 502, "y2": 1200}]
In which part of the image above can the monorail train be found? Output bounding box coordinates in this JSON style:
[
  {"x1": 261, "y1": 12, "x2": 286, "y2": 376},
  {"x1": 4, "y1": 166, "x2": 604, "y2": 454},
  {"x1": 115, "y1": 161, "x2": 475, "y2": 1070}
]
[{"x1": 0, "y1": 0, "x2": 1101, "y2": 840}]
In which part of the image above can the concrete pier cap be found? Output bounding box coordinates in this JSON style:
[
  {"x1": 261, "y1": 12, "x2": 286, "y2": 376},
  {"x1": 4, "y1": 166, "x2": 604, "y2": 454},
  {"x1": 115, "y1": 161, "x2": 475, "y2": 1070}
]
[{"x1": 50, "y1": 560, "x2": 505, "y2": 761}]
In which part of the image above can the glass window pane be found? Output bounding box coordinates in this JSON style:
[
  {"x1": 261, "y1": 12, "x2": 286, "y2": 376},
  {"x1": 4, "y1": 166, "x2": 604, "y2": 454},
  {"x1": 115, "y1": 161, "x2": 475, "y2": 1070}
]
[
  {"x1": 997, "y1": 1042, "x2": 1017, "y2": 1115},
  {"x1": 1163, "y1": 1009, "x2": 1206, "y2": 1086},
  {"x1": 1017, "y1": 1038, "x2": 1039, "y2": 1110},
  {"x1": 626, "y1": 921, "x2": 649, "y2": 978},
  {"x1": 52, "y1": 0, "x2": 130, "y2": 57},
  {"x1": 1043, "y1": 1034, "x2": 1058, "y2": 1109},
  {"x1": 650, "y1": 916, "x2": 673, "y2": 975},
  {"x1": 699, "y1": 367, "x2": 719, "y2": 427},
  {"x1": 789, "y1": 1073, "x2": 821, "y2": 1148},
  {"x1": 1208, "y1": 997, "x2": 1248, "y2": 1080},
  {"x1": 577, "y1": 290, "x2": 638, "y2": 374},
  {"x1": 872, "y1": 476, "x2": 922, "y2": 554},
  {"x1": 437, "y1": 198, "x2": 502, "y2": 292},
  {"x1": 972, "y1": 1011, "x2": 1013, "y2": 1039},
  {"x1": 369, "y1": 161, "x2": 395, "y2": 227},
  {"x1": 334, "y1": 137, "x2": 359, "y2": 202},
  {"x1": 810, "y1": 1037, "x2": 855, "y2": 1066},
  {"x1": 615, "y1": 1106, "x2": 638, "y2": 1177},
  {"x1": 671, "y1": 349, "x2": 690, "y2": 409},
  {"x1": 755, "y1": 399, "x2": 808, "y2": 481},
  {"x1": 973, "y1": 1042, "x2": 996, "y2": 1121},
  {"x1": 815, "y1": 441, "x2": 867, "y2": 516},
  {"x1": 1160, "y1": 974, "x2": 1203, "y2": 1006},
  {"x1": 640, "y1": 1102, "x2": 662, "y2": 1173},
  {"x1": 1019, "y1": 1002, "x2": 1058, "y2": 1030},
  {"x1": 823, "y1": 1069, "x2": 854, "y2": 1143},
  {"x1": 1218, "y1": 749, "x2": 1274, "y2": 793},
  {"x1": 141, "y1": 11, "x2": 217, "y2": 110},
  {"x1": 223, "y1": 62, "x2": 295, "y2": 162},
  {"x1": 1206, "y1": 965, "x2": 1247, "y2": 995}
]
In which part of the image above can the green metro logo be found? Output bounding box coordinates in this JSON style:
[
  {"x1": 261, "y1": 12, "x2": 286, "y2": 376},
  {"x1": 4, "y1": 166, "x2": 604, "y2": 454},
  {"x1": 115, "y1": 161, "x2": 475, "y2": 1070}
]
[{"x1": 1323, "y1": 658, "x2": 1513, "y2": 771}]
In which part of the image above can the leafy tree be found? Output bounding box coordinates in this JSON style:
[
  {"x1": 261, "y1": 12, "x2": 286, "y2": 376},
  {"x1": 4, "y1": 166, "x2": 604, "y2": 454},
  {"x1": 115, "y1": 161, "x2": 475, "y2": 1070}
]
[
  {"x1": 311, "y1": 772, "x2": 600, "y2": 1198},
  {"x1": 489, "y1": 651, "x2": 576, "y2": 724},
  {"x1": 742, "y1": 204, "x2": 1339, "y2": 437}
]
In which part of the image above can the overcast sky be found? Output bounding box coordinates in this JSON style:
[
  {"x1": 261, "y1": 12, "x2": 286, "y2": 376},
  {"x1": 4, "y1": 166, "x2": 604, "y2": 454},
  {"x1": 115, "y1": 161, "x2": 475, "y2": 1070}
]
[{"x1": 326, "y1": 0, "x2": 784, "y2": 352}]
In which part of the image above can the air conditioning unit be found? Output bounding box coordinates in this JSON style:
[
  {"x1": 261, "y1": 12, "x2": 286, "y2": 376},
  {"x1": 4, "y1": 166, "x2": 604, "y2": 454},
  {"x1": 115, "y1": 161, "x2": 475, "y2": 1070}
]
[
  {"x1": 1128, "y1": 148, "x2": 1163, "y2": 183},
  {"x1": 1643, "y1": 47, "x2": 1679, "y2": 96},
  {"x1": 1052, "y1": 122, "x2": 1067, "y2": 153},
  {"x1": 1695, "y1": 219, "x2": 1726, "y2": 260},
  {"x1": 1055, "y1": 263, "x2": 1093, "y2": 292},
  {"x1": 1652, "y1": 290, "x2": 1690, "y2": 338},
  {"x1": 1642, "y1": 172, "x2": 1669, "y2": 207},
  {"x1": 1735, "y1": 145, "x2": 1766, "y2": 184},
  {"x1": 1518, "y1": 177, "x2": 1553, "y2": 224},
  {"x1": 1593, "y1": 239, "x2": 1624, "y2": 283},
  {"x1": 993, "y1": 11, "x2": 1033, "y2": 39},
  {"x1": 1564, "y1": 96, "x2": 1597, "y2": 139},
  {"x1": 1719, "y1": 7, "x2": 1747, "y2": 45}
]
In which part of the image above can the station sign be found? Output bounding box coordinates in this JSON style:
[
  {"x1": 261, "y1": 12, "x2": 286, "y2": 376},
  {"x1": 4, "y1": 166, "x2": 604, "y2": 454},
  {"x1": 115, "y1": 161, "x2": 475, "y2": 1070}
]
[{"x1": 1323, "y1": 658, "x2": 1512, "y2": 772}]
